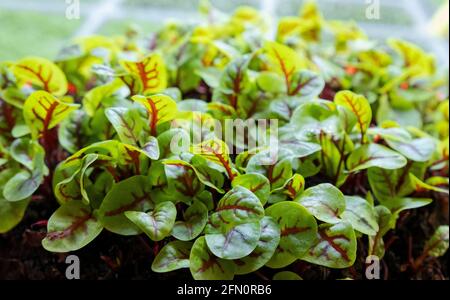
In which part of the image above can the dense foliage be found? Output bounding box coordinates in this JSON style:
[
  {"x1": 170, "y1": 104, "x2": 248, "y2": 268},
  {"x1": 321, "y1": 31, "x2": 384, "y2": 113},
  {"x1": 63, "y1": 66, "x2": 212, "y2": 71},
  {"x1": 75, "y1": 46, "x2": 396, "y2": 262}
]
[{"x1": 0, "y1": 1, "x2": 448, "y2": 280}]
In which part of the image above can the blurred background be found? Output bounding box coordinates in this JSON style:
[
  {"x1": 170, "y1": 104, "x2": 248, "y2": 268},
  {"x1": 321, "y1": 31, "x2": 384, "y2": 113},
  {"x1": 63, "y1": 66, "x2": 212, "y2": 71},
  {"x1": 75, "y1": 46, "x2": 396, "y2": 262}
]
[{"x1": 0, "y1": 0, "x2": 448, "y2": 66}]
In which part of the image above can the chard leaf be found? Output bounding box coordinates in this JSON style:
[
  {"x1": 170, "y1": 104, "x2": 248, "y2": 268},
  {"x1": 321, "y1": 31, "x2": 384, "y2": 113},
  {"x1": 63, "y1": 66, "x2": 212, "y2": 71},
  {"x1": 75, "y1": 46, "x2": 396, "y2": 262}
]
[
  {"x1": 210, "y1": 186, "x2": 264, "y2": 225},
  {"x1": 369, "y1": 205, "x2": 392, "y2": 258},
  {"x1": 190, "y1": 138, "x2": 237, "y2": 180},
  {"x1": 3, "y1": 169, "x2": 43, "y2": 202},
  {"x1": 231, "y1": 173, "x2": 270, "y2": 205},
  {"x1": 296, "y1": 183, "x2": 346, "y2": 224},
  {"x1": 302, "y1": 222, "x2": 357, "y2": 269},
  {"x1": 288, "y1": 70, "x2": 324, "y2": 99},
  {"x1": 172, "y1": 201, "x2": 208, "y2": 241},
  {"x1": 347, "y1": 143, "x2": 407, "y2": 172},
  {"x1": 12, "y1": 56, "x2": 68, "y2": 96},
  {"x1": 190, "y1": 236, "x2": 235, "y2": 280},
  {"x1": 424, "y1": 226, "x2": 449, "y2": 258},
  {"x1": 334, "y1": 91, "x2": 372, "y2": 141},
  {"x1": 367, "y1": 162, "x2": 426, "y2": 202},
  {"x1": 152, "y1": 241, "x2": 192, "y2": 273},
  {"x1": 265, "y1": 201, "x2": 317, "y2": 268},
  {"x1": 99, "y1": 175, "x2": 153, "y2": 235},
  {"x1": 23, "y1": 91, "x2": 79, "y2": 139},
  {"x1": 234, "y1": 216, "x2": 280, "y2": 275},
  {"x1": 0, "y1": 195, "x2": 30, "y2": 233},
  {"x1": 120, "y1": 54, "x2": 167, "y2": 95},
  {"x1": 42, "y1": 201, "x2": 103, "y2": 252},
  {"x1": 341, "y1": 196, "x2": 378, "y2": 236},
  {"x1": 273, "y1": 271, "x2": 303, "y2": 280},
  {"x1": 142, "y1": 136, "x2": 160, "y2": 160},
  {"x1": 105, "y1": 107, "x2": 145, "y2": 146},
  {"x1": 131, "y1": 94, "x2": 177, "y2": 136},
  {"x1": 125, "y1": 201, "x2": 177, "y2": 241},
  {"x1": 205, "y1": 221, "x2": 261, "y2": 260}
]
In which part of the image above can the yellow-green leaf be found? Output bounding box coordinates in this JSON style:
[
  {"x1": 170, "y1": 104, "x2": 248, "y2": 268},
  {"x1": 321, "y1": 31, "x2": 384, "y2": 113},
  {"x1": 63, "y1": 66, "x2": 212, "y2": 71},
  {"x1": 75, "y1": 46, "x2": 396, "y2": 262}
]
[
  {"x1": 131, "y1": 94, "x2": 177, "y2": 136},
  {"x1": 12, "y1": 57, "x2": 68, "y2": 96},
  {"x1": 121, "y1": 54, "x2": 167, "y2": 95},
  {"x1": 335, "y1": 91, "x2": 372, "y2": 142},
  {"x1": 23, "y1": 91, "x2": 80, "y2": 139}
]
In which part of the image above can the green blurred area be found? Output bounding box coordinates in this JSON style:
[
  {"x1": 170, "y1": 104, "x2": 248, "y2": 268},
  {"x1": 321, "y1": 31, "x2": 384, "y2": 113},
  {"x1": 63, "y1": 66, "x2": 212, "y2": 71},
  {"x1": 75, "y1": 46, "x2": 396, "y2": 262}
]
[
  {"x1": 0, "y1": 9, "x2": 81, "y2": 60},
  {"x1": 0, "y1": 0, "x2": 447, "y2": 61}
]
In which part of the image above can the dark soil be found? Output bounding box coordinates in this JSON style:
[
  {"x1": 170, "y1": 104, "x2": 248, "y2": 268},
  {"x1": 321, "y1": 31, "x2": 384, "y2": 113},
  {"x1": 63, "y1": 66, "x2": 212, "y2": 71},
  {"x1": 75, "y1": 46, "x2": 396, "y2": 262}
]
[{"x1": 0, "y1": 190, "x2": 448, "y2": 280}]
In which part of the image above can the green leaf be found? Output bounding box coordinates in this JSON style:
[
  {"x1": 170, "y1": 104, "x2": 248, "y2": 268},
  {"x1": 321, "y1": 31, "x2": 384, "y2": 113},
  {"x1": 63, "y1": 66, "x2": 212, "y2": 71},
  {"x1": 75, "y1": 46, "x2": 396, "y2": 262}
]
[
  {"x1": 42, "y1": 201, "x2": 103, "y2": 252},
  {"x1": 265, "y1": 201, "x2": 317, "y2": 268},
  {"x1": 189, "y1": 236, "x2": 235, "y2": 280},
  {"x1": 347, "y1": 143, "x2": 407, "y2": 172},
  {"x1": 233, "y1": 216, "x2": 281, "y2": 275},
  {"x1": 3, "y1": 170, "x2": 43, "y2": 202},
  {"x1": 296, "y1": 183, "x2": 346, "y2": 224},
  {"x1": 231, "y1": 173, "x2": 270, "y2": 205},
  {"x1": 290, "y1": 100, "x2": 342, "y2": 137},
  {"x1": 125, "y1": 201, "x2": 177, "y2": 241},
  {"x1": 209, "y1": 186, "x2": 264, "y2": 225},
  {"x1": 205, "y1": 221, "x2": 261, "y2": 260},
  {"x1": 98, "y1": 175, "x2": 153, "y2": 235},
  {"x1": 0, "y1": 197, "x2": 30, "y2": 233},
  {"x1": 105, "y1": 107, "x2": 145, "y2": 146},
  {"x1": 341, "y1": 196, "x2": 379, "y2": 236},
  {"x1": 288, "y1": 70, "x2": 324, "y2": 98},
  {"x1": 10, "y1": 138, "x2": 42, "y2": 170},
  {"x1": 246, "y1": 154, "x2": 293, "y2": 190},
  {"x1": 370, "y1": 127, "x2": 436, "y2": 162},
  {"x1": 424, "y1": 226, "x2": 449, "y2": 258},
  {"x1": 172, "y1": 201, "x2": 208, "y2": 241},
  {"x1": 383, "y1": 197, "x2": 432, "y2": 215},
  {"x1": 190, "y1": 138, "x2": 237, "y2": 180},
  {"x1": 279, "y1": 174, "x2": 305, "y2": 199},
  {"x1": 152, "y1": 241, "x2": 192, "y2": 273},
  {"x1": 302, "y1": 222, "x2": 357, "y2": 269},
  {"x1": 273, "y1": 271, "x2": 303, "y2": 280},
  {"x1": 368, "y1": 205, "x2": 392, "y2": 258},
  {"x1": 367, "y1": 162, "x2": 426, "y2": 202}
]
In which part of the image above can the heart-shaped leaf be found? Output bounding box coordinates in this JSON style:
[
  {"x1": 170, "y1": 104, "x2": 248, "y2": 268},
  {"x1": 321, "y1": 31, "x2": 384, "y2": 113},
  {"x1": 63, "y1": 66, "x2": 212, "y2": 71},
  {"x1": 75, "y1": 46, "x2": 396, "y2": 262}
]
[
  {"x1": 341, "y1": 196, "x2": 379, "y2": 236},
  {"x1": 172, "y1": 201, "x2": 208, "y2": 241},
  {"x1": 210, "y1": 186, "x2": 264, "y2": 225},
  {"x1": 152, "y1": 241, "x2": 192, "y2": 273},
  {"x1": 189, "y1": 236, "x2": 235, "y2": 280},
  {"x1": 233, "y1": 216, "x2": 281, "y2": 275},
  {"x1": 205, "y1": 221, "x2": 261, "y2": 260},
  {"x1": 0, "y1": 197, "x2": 30, "y2": 234},
  {"x1": 42, "y1": 201, "x2": 103, "y2": 252},
  {"x1": 125, "y1": 201, "x2": 177, "y2": 241},
  {"x1": 231, "y1": 173, "x2": 270, "y2": 205},
  {"x1": 99, "y1": 175, "x2": 153, "y2": 235},
  {"x1": 265, "y1": 201, "x2": 317, "y2": 268},
  {"x1": 302, "y1": 221, "x2": 357, "y2": 269},
  {"x1": 296, "y1": 183, "x2": 346, "y2": 224}
]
